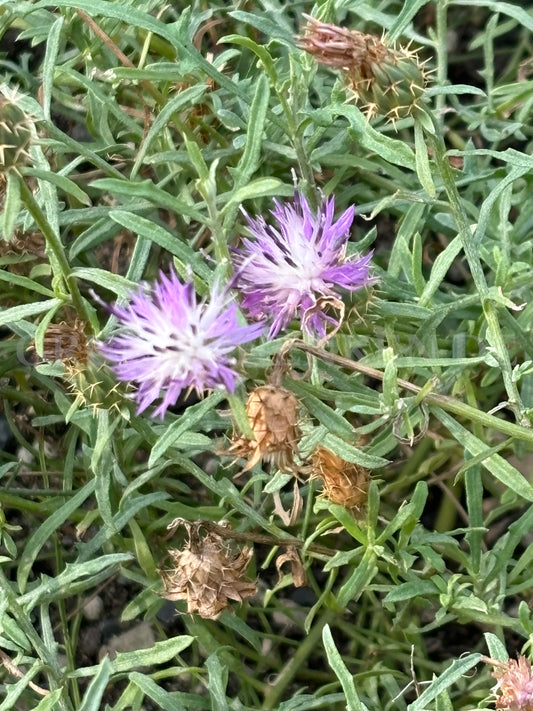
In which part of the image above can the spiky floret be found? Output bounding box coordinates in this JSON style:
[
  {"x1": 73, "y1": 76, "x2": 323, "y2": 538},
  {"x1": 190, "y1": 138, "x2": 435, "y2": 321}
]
[
  {"x1": 298, "y1": 15, "x2": 429, "y2": 122},
  {"x1": 0, "y1": 86, "x2": 35, "y2": 171}
]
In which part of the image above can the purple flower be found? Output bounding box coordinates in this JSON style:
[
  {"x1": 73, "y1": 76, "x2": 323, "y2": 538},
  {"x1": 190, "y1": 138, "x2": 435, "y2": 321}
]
[
  {"x1": 232, "y1": 192, "x2": 374, "y2": 338},
  {"x1": 99, "y1": 270, "x2": 264, "y2": 418}
]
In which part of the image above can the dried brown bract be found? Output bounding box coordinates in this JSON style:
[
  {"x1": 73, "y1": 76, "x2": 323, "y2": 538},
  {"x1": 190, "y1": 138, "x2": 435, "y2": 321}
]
[
  {"x1": 298, "y1": 14, "x2": 387, "y2": 76},
  {"x1": 42, "y1": 320, "x2": 88, "y2": 365},
  {"x1": 312, "y1": 446, "x2": 369, "y2": 512},
  {"x1": 160, "y1": 520, "x2": 257, "y2": 620},
  {"x1": 227, "y1": 385, "x2": 301, "y2": 473},
  {"x1": 492, "y1": 655, "x2": 533, "y2": 711}
]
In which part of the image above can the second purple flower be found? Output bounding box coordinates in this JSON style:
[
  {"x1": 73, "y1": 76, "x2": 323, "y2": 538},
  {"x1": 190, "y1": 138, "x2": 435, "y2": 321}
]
[{"x1": 232, "y1": 192, "x2": 374, "y2": 338}]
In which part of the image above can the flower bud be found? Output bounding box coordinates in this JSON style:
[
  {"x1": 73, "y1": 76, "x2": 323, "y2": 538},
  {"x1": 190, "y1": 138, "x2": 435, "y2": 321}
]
[
  {"x1": 0, "y1": 86, "x2": 35, "y2": 171},
  {"x1": 298, "y1": 15, "x2": 428, "y2": 122}
]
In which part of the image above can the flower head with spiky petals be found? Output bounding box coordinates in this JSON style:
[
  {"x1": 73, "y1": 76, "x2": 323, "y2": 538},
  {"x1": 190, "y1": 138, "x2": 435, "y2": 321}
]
[
  {"x1": 99, "y1": 270, "x2": 264, "y2": 418},
  {"x1": 232, "y1": 192, "x2": 374, "y2": 339}
]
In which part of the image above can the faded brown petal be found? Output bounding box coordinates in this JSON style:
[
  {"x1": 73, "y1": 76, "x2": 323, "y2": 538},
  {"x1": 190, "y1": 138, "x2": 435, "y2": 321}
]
[
  {"x1": 493, "y1": 656, "x2": 533, "y2": 711},
  {"x1": 276, "y1": 546, "x2": 307, "y2": 588}
]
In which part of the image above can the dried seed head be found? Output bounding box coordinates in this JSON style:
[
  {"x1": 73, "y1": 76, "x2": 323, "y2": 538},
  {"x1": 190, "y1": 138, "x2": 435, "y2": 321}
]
[
  {"x1": 160, "y1": 521, "x2": 256, "y2": 620},
  {"x1": 8, "y1": 230, "x2": 46, "y2": 258},
  {"x1": 0, "y1": 230, "x2": 46, "y2": 277},
  {"x1": 298, "y1": 15, "x2": 429, "y2": 122},
  {"x1": 41, "y1": 320, "x2": 89, "y2": 364},
  {"x1": 0, "y1": 86, "x2": 35, "y2": 172},
  {"x1": 312, "y1": 446, "x2": 369, "y2": 512},
  {"x1": 227, "y1": 385, "x2": 301, "y2": 472},
  {"x1": 492, "y1": 656, "x2": 533, "y2": 711}
]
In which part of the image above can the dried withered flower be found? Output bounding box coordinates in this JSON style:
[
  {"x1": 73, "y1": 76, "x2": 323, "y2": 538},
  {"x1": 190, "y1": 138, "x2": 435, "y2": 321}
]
[
  {"x1": 312, "y1": 446, "x2": 369, "y2": 512},
  {"x1": 227, "y1": 385, "x2": 301, "y2": 472},
  {"x1": 492, "y1": 655, "x2": 533, "y2": 711},
  {"x1": 298, "y1": 14, "x2": 428, "y2": 122},
  {"x1": 9, "y1": 230, "x2": 46, "y2": 258},
  {"x1": 160, "y1": 520, "x2": 257, "y2": 620},
  {"x1": 42, "y1": 320, "x2": 88, "y2": 364},
  {"x1": 276, "y1": 546, "x2": 307, "y2": 588}
]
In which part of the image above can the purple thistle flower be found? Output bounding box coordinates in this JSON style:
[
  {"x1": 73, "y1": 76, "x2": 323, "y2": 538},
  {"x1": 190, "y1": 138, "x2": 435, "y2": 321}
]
[
  {"x1": 99, "y1": 270, "x2": 264, "y2": 418},
  {"x1": 232, "y1": 192, "x2": 374, "y2": 338}
]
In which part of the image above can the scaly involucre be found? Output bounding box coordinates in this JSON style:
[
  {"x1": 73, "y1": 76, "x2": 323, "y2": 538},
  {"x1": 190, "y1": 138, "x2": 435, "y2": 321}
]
[
  {"x1": 232, "y1": 192, "x2": 373, "y2": 338},
  {"x1": 99, "y1": 270, "x2": 264, "y2": 417}
]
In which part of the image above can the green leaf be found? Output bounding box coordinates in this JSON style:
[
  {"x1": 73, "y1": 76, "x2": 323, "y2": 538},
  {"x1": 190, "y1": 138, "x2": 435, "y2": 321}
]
[
  {"x1": 414, "y1": 120, "x2": 436, "y2": 198},
  {"x1": 387, "y1": 0, "x2": 432, "y2": 43},
  {"x1": 91, "y1": 179, "x2": 205, "y2": 223},
  {"x1": 323, "y1": 625, "x2": 369, "y2": 711},
  {"x1": 433, "y1": 407, "x2": 533, "y2": 502},
  {"x1": 232, "y1": 74, "x2": 270, "y2": 190},
  {"x1": 76, "y1": 492, "x2": 170, "y2": 563},
  {"x1": 2, "y1": 171, "x2": 21, "y2": 240},
  {"x1": 337, "y1": 548, "x2": 378, "y2": 607},
  {"x1": 69, "y1": 636, "x2": 195, "y2": 677},
  {"x1": 41, "y1": 15, "x2": 64, "y2": 120},
  {"x1": 0, "y1": 270, "x2": 55, "y2": 299},
  {"x1": 206, "y1": 653, "x2": 230, "y2": 711},
  {"x1": 407, "y1": 654, "x2": 482, "y2": 710},
  {"x1": 32, "y1": 689, "x2": 64, "y2": 711},
  {"x1": 322, "y1": 433, "x2": 389, "y2": 469},
  {"x1": 418, "y1": 236, "x2": 463, "y2": 307},
  {"x1": 23, "y1": 168, "x2": 91, "y2": 206},
  {"x1": 311, "y1": 104, "x2": 415, "y2": 170},
  {"x1": 78, "y1": 657, "x2": 111, "y2": 711},
  {"x1": 19, "y1": 554, "x2": 133, "y2": 609},
  {"x1": 483, "y1": 633, "x2": 508, "y2": 662},
  {"x1": 17, "y1": 478, "x2": 96, "y2": 594},
  {"x1": 452, "y1": 1, "x2": 533, "y2": 33},
  {"x1": 148, "y1": 391, "x2": 226, "y2": 467},
  {"x1": 220, "y1": 34, "x2": 278, "y2": 83},
  {"x1": 109, "y1": 211, "x2": 213, "y2": 282},
  {"x1": 71, "y1": 267, "x2": 137, "y2": 297},
  {"x1": 383, "y1": 579, "x2": 439, "y2": 604},
  {"x1": 131, "y1": 85, "x2": 207, "y2": 178},
  {"x1": 129, "y1": 672, "x2": 187, "y2": 711},
  {"x1": 220, "y1": 177, "x2": 283, "y2": 213}
]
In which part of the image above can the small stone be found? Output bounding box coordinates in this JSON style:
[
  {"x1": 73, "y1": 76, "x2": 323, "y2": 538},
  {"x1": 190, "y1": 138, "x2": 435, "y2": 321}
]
[
  {"x1": 99, "y1": 622, "x2": 156, "y2": 662},
  {"x1": 82, "y1": 595, "x2": 104, "y2": 621}
]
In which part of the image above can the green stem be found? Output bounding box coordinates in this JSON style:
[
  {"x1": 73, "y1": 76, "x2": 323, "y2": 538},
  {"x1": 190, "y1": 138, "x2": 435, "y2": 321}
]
[
  {"x1": 262, "y1": 610, "x2": 335, "y2": 709},
  {"x1": 434, "y1": 0, "x2": 449, "y2": 122},
  {"x1": 293, "y1": 342, "x2": 533, "y2": 443},
  {"x1": 17, "y1": 175, "x2": 89, "y2": 324},
  {"x1": 424, "y1": 122, "x2": 526, "y2": 423}
]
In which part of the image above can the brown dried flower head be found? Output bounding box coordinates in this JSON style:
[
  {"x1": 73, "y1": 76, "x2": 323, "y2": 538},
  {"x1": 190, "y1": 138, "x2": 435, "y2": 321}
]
[
  {"x1": 160, "y1": 520, "x2": 257, "y2": 620},
  {"x1": 41, "y1": 320, "x2": 89, "y2": 364},
  {"x1": 492, "y1": 655, "x2": 533, "y2": 711},
  {"x1": 312, "y1": 446, "x2": 369, "y2": 512},
  {"x1": 228, "y1": 385, "x2": 301, "y2": 472},
  {"x1": 298, "y1": 14, "x2": 428, "y2": 121},
  {"x1": 0, "y1": 230, "x2": 46, "y2": 276}
]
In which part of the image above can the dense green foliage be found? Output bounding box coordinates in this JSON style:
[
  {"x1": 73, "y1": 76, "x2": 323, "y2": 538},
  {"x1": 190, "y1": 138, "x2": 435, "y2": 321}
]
[{"x1": 2, "y1": 1, "x2": 533, "y2": 709}]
